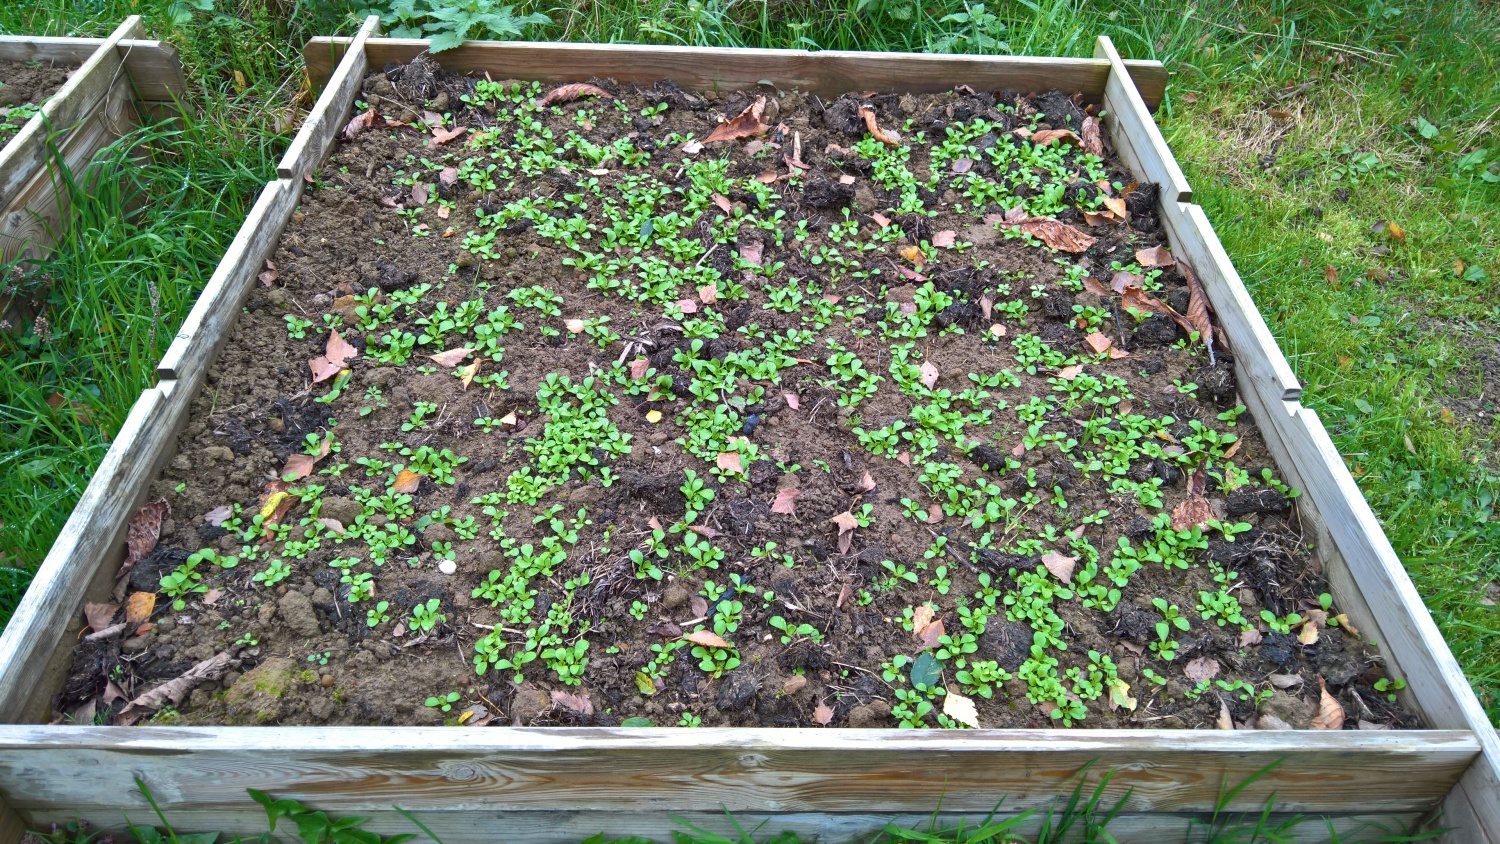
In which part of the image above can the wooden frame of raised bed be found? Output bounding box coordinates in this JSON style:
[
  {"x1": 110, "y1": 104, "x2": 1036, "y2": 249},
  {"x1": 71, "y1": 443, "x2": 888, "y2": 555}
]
[
  {"x1": 0, "y1": 19, "x2": 1495, "y2": 843},
  {"x1": 0, "y1": 16, "x2": 186, "y2": 266}
]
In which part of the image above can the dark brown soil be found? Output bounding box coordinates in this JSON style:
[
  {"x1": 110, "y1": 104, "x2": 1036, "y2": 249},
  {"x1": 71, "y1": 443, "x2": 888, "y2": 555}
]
[
  {"x1": 58, "y1": 58, "x2": 1418, "y2": 732},
  {"x1": 0, "y1": 60, "x2": 74, "y2": 147}
]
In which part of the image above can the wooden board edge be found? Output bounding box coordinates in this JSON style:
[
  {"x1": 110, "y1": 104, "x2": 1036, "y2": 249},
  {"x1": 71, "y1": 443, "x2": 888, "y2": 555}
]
[
  {"x1": 303, "y1": 36, "x2": 1164, "y2": 107},
  {"x1": 117, "y1": 39, "x2": 188, "y2": 104},
  {"x1": 1094, "y1": 36, "x2": 1191, "y2": 203},
  {"x1": 156, "y1": 177, "x2": 300, "y2": 382},
  {"x1": 0, "y1": 726, "x2": 1478, "y2": 816},
  {"x1": 0, "y1": 35, "x2": 105, "y2": 64},
  {"x1": 0, "y1": 17, "x2": 141, "y2": 203},
  {"x1": 276, "y1": 16, "x2": 381, "y2": 181},
  {"x1": 0, "y1": 807, "x2": 1432, "y2": 844},
  {"x1": 0, "y1": 793, "x2": 22, "y2": 844},
  {"x1": 1159, "y1": 200, "x2": 1303, "y2": 402},
  {"x1": 0, "y1": 386, "x2": 170, "y2": 722}
]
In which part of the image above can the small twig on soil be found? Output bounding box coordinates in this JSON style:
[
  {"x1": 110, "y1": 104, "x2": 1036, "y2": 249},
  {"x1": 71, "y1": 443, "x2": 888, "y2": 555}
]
[
  {"x1": 693, "y1": 242, "x2": 718, "y2": 270},
  {"x1": 85, "y1": 623, "x2": 127, "y2": 641}
]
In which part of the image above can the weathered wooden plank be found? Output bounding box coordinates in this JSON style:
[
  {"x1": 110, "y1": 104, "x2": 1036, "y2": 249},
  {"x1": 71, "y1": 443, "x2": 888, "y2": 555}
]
[
  {"x1": 155, "y1": 178, "x2": 299, "y2": 381},
  {"x1": 0, "y1": 386, "x2": 179, "y2": 723},
  {"x1": 4, "y1": 807, "x2": 1431, "y2": 844},
  {"x1": 0, "y1": 70, "x2": 139, "y2": 264},
  {"x1": 0, "y1": 35, "x2": 100, "y2": 64},
  {"x1": 0, "y1": 17, "x2": 142, "y2": 204},
  {"x1": 0, "y1": 727, "x2": 1477, "y2": 815},
  {"x1": 1158, "y1": 201, "x2": 1303, "y2": 402},
  {"x1": 1094, "y1": 36, "x2": 1191, "y2": 203},
  {"x1": 0, "y1": 794, "x2": 22, "y2": 844},
  {"x1": 303, "y1": 37, "x2": 1169, "y2": 108},
  {"x1": 117, "y1": 39, "x2": 187, "y2": 103},
  {"x1": 276, "y1": 16, "x2": 380, "y2": 180}
]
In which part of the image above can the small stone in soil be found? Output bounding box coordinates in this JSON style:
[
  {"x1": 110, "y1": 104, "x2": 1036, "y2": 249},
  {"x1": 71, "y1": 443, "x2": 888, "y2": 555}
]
[{"x1": 438, "y1": 560, "x2": 457, "y2": 575}]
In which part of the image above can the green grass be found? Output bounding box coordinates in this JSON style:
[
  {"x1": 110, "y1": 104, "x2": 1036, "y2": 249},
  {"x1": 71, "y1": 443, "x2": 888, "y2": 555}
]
[{"x1": 0, "y1": 0, "x2": 1495, "y2": 726}]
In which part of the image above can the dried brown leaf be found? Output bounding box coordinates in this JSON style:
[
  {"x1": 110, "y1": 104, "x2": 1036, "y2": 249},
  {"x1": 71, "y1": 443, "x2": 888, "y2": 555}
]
[
  {"x1": 711, "y1": 193, "x2": 732, "y2": 213},
  {"x1": 1010, "y1": 217, "x2": 1097, "y2": 252},
  {"x1": 630, "y1": 359, "x2": 651, "y2": 380},
  {"x1": 537, "y1": 83, "x2": 613, "y2": 106},
  {"x1": 429, "y1": 125, "x2": 468, "y2": 147},
  {"x1": 770, "y1": 488, "x2": 800, "y2": 515},
  {"x1": 550, "y1": 690, "x2": 594, "y2": 715},
  {"x1": 117, "y1": 651, "x2": 236, "y2": 725},
  {"x1": 717, "y1": 452, "x2": 743, "y2": 474},
  {"x1": 1216, "y1": 697, "x2": 1234, "y2": 730},
  {"x1": 1184, "y1": 656, "x2": 1220, "y2": 684},
  {"x1": 1031, "y1": 128, "x2": 1081, "y2": 147},
  {"x1": 917, "y1": 618, "x2": 945, "y2": 649},
  {"x1": 932, "y1": 230, "x2": 957, "y2": 248},
  {"x1": 703, "y1": 96, "x2": 769, "y2": 144},
  {"x1": 683, "y1": 630, "x2": 732, "y2": 649},
  {"x1": 813, "y1": 701, "x2": 835, "y2": 725},
  {"x1": 1311, "y1": 677, "x2": 1345, "y2": 730},
  {"x1": 411, "y1": 182, "x2": 428, "y2": 206},
  {"x1": 784, "y1": 392, "x2": 800, "y2": 410},
  {"x1": 84, "y1": 602, "x2": 118, "y2": 633},
  {"x1": 858, "y1": 471, "x2": 877, "y2": 492},
  {"x1": 438, "y1": 166, "x2": 458, "y2": 187},
  {"x1": 340, "y1": 108, "x2": 377, "y2": 140},
  {"x1": 1041, "y1": 551, "x2": 1076, "y2": 583},
  {"x1": 116, "y1": 499, "x2": 169, "y2": 599},
  {"x1": 1179, "y1": 260, "x2": 1216, "y2": 360},
  {"x1": 1135, "y1": 246, "x2": 1175, "y2": 268},
  {"x1": 392, "y1": 469, "x2": 422, "y2": 494},
  {"x1": 1080, "y1": 116, "x2": 1103, "y2": 157},
  {"x1": 739, "y1": 239, "x2": 763, "y2": 266},
  {"x1": 830, "y1": 511, "x2": 859, "y2": 535},
  {"x1": 858, "y1": 106, "x2": 901, "y2": 145},
  {"x1": 428, "y1": 346, "x2": 474, "y2": 368},
  {"x1": 1083, "y1": 332, "x2": 1112, "y2": 354},
  {"x1": 919, "y1": 360, "x2": 940, "y2": 389},
  {"x1": 309, "y1": 330, "x2": 358, "y2": 384}
]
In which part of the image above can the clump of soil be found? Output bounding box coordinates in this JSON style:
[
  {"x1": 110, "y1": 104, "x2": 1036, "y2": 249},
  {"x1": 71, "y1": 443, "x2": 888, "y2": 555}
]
[
  {"x1": 57, "y1": 58, "x2": 1417, "y2": 733},
  {"x1": 0, "y1": 60, "x2": 74, "y2": 147}
]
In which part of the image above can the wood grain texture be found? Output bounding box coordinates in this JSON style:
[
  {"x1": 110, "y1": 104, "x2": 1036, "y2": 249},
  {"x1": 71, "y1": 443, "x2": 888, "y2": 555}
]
[
  {"x1": 0, "y1": 71, "x2": 139, "y2": 264},
  {"x1": 0, "y1": 17, "x2": 142, "y2": 202},
  {"x1": 1094, "y1": 36, "x2": 1192, "y2": 203},
  {"x1": 116, "y1": 39, "x2": 187, "y2": 103},
  {"x1": 4, "y1": 807, "x2": 1431, "y2": 844},
  {"x1": 155, "y1": 178, "x2": 300, "y2": 381},
  {"x1": 0, "y1": 727, "x2": 1477, "y2": 816},
  {"x1": 1158, "y1": 201, "x2": 1303, "y2": 402},
  {"x1": 1156, "y1": 194, "x2": 1500, "y2": 839},
  {"x1": 0, "y1": 387, "x2": 178, "y2": 722},
  {"x1": 0, "y1": 35, "x2": 101, "y2": 64},
  {"x1": 303, "y1": 37, "x2": 1168, "y2": 108},
  {"x1": 276, "y1": 16, "x2": 380, "y2": 180},
  {"x1": 0, "y1": 794, "x2": 22, "y2": 844}
]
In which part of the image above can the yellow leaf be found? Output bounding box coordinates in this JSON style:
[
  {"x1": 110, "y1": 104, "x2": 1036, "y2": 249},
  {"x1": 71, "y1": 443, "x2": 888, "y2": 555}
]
[
  {"x1": 646, "y1": 409, "x2": 663, "y2": 423},
  {"x1": 1108, "y1": 678, "x2": 1137, "y2": 711},
  {"x1": 942, "y1": 690, "x2": 980, "y2": 728},
  {"x1": 458, "y1": 361, "x2": 480, "y2": 389},
  {"x1": 125, "y1": 591, "x2": 156, "y2": 626},
  {"x1": 259, "y1": 491, "x2": 289, "y2": 521}
]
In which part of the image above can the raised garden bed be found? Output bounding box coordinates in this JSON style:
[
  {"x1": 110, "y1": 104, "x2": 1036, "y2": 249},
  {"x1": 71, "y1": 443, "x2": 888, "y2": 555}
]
[
  {"x1": 0, "y1": 17, "x2": 185, "y2": 267},
  {"x1": 0, "y1": 20, "x2": 1495, "y2": 844}
]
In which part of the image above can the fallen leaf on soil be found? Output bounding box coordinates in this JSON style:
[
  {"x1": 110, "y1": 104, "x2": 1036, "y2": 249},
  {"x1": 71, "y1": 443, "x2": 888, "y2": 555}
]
[
  {"x1": 564, "y1": 318, "x2": 586, "y2": 334},
  {"x1": 683, "y1": 630, "x2": 732, "y2": 649},
  {"x1": 84, "y1": 602, "x2": 118, "y2": 633},
  {"x1": 912, "y1": 605, "x2": 935, "y2": 634},
  {"x1": 858, "y1": 106, "x2": 901, "y2": 145},
  {"x1": 872, "y1": 211, "x2": 892, "y2": 227},
  {"x1": 428, "y1": 346, "x2": 473, "y2": 367},
  {"x1": 646, "y1": 621, "x2": 682, "y2": 639},
  {"x1": 117, "y1": 651, "x2": 236, "y2": 725},
  {"x1": 784, "y1": 392, "x2": 800, "y2": 410},
  {"x1": 411, "y1": 182, "x2": 428, "y2": 205},
  {"x1": 1102, "y1": 196, "x2": 1129, "y2": 220},
  {"x1": 839, "y1": 174, "x2": 856, "y2": 184},
  {"x1": 1184, "y1": 656, "x2": 1220, "y2": 684},
  {"x1": 203, "y1": 504, "x2": 232, "y2": 526},
  {"x1": 943, "y1": 691, "x2": 980, "y2": 728},
  {"x1": 1040, "y1": 551, "x2": 1076, "y2": 583},
  {"x1": 1298, "y1": 609, "x2": 1327, "y2": 645},
  {"x1": 932, "y1": 230, "x2": 956, "y2": 248},
  {"x1": 951, "y1": 157, "x2": 973, "y2": 173},
  {"x1": 340, "y1": 108, "x2": 377, "y2": 140},
  {"x1": 898, "y1": 451, "x2": 913, "y2": 465},
  {"x1": 1080, "y1": 116, "x2": 1103, "y2": 157},
  {"x1": 830, "y1": 511, "x2": 859, "y2": 536},
  {"x1": 392, "y1": 469, "x2": 422, "y2": 494},
  {"x1": 899, "y1": 244, "x2": 923, "y2": 264},
  {"x1": 1239, "y1": 629, "x2": 1263, "y2": 647},
  {"x1": 1108, "y1": 678, "x2": 1137, "y2": 711},
  {"x1": 917, "y1": 618, "x2": 944, "y2": 649},
  {"x1": 635, "y1": 671, "x2": 657, "y2": 695},
  {"x1": 1083, "y1": 332, "x2": 1112, "y2": 354},
  {"x1": 203, "y1": 588, "x2": 223, "y2": 606},
  {"x1": 698, "y1": 283, "x2": 718, "y2": 304},
  {"x1": 926, "y1": 503, "x2": 944, "y2": 525},
  {"x1": 716, "y1": 452, "x2": 743, "y2": 474},
  {"x1": 550, "y1": 690, "x2": 594, "y2": 715},
  {"x1": 675, "y1": 298, "x2": 699, "y2": 314},
  {"x1": 316, "y1": 518, "x2": 346, "y2": 536},
  {"x1": 538, "y1": 83, "x2": 613, "y2": 107},
  {"x1": 457, "y1": 360, "x2": 480, "y2": 389},
  {"x1": 1081, "y1": 276, "x2": 1111, "y2": 296},
  {"x1": 1358, "y1": 719, "x2": 1390, "y2": 730},
  {"x1": 645, "y1": 409, "x2": 663, "y2": 424},
  {"x1": 1081, "y1": 210, "x2": 1113, "y2": 226},
  {"x1": 1031, "y1": 128, "x2": 1081, "y2": 147},
  {"x1": 281, "y1": 436, "x2": 332, "y2": 481},
  {"x1": 1179, "y1": 260, "x2": 1217, "y2": 361},
  {"x1": 1268, "y1": 673, "x2": 1303, "y2": 689},
  {"x1": 919, "y1": 360, "x2": 940, "y2": 389},
  {"x1": 309, "y1": 330, "x2": 358, "y2": 384},
  {"x1": 711, "y1": 193, "x2": 732, "y2": 213},
  {"x1": 1386, "y1": 221, "x2": 1406, "y2": 242},
  {"x1": 1058, "y1": 364, "x2": 1084, "y2": 380},
  {"x1": 429, "y1": 125, "x2": 467, "y2": 146},
  {"x1": 116, "y1": 499, "x2": 169, "y2": 599},
  {"x1": 438, "y1": 166, "x2": 458, "y2": 187},
  {"x1": 686, "y1": 525, "x2": 721, "y2": 539},
  {"x1": 703, "y1": 96, "x2": 769, "y2": 144},
  {"x1": 858, "y1": 471, "x2": 876, "y2": 492},
  {"x1": 628, "y1": 359, "x2": 651, "y2": 381},
  {"x1": 1311, "y1": 677, "x2": 1345, "y2": 730},
  {"x1": 836, "y1": 584, "x2": 853, "y2": 610},
  {"x1": 1216, "y1": 698, "x2": 1234, "y2": 730},
  {"x1": 680, "y1": 139, "x2": 704, "y2": 154},
  {"x1": 1008, "y1": 217, "x2": 1097, "y2": 252},
  {"x1": 1135, "y1": 246, "x2": 1175, "y2": 268},
  {"x1": 1172, "y1": 465, "x2": 1214, "y2": 531},
  {"x1": 813, "y1": 701, "x2": 835, "y2": 725},
  {"x1": 1257, "y1": 714, "x2": 1293, "y2": 730},
  {"x1": 739, "y1": 239, "x2": 763, "y2": 266},
  {"x1": 771, "y1": 488, "x2": 800, "y2": 515},
  {"x1": 1334, "y1": 614, "x2": 1359, "y2": 636}
]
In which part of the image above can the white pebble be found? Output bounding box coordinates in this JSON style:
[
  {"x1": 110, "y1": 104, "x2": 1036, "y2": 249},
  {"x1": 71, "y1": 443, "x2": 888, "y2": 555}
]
[{"x1": 438, "y1": 560, "x2": 457, "y2": 575}]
